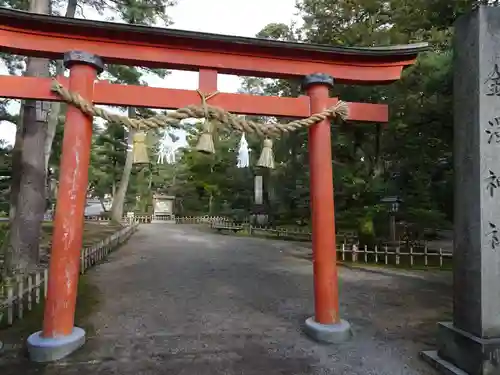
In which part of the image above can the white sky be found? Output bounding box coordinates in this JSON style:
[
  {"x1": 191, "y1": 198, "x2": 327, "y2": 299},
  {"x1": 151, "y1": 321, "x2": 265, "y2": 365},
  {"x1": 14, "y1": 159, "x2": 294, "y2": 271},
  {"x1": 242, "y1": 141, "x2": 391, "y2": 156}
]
[{"x1": 0, "y1": 0, "x2": 300, "y2": 146}]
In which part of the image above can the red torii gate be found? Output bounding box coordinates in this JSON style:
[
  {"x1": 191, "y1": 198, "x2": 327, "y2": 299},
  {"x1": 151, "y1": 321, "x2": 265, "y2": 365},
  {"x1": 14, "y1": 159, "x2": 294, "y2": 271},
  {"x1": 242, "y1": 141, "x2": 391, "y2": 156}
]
[{"x1": 0, "y1": 8, "x2": 426, "y2": 362}]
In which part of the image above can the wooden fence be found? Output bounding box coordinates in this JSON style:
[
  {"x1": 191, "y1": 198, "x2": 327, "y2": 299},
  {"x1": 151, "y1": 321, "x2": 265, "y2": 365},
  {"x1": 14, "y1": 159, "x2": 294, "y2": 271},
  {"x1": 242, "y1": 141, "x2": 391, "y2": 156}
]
[
  {"x1": 0, "y1": 223, "x2": 139, "y2": 328},
  {"x1": 337, "y1": 243, "x2": 452, "y2": 269},
  {"x1": 210, "y1": 223, "x2": 453, "y2": 269},
  {"x1": 249, "y1": 225, "x2": 312, "y2": 241},
  {"x1": 175, "y1": 216, "x2": 233, "y2": 224},
  {"x1": 84, "y1": 215, "x2": 151, "y2": 224},
  {"x1": 84, "y1": 214, "x2": 232, "y2": 225}
]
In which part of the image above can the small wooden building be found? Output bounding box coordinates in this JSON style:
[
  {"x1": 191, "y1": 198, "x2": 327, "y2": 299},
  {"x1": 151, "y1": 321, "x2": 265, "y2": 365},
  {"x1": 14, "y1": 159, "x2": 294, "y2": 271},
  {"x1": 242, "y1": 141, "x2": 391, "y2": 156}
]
[{"x1": 152, "y1": 194, "x2": 175, "y2": 222}]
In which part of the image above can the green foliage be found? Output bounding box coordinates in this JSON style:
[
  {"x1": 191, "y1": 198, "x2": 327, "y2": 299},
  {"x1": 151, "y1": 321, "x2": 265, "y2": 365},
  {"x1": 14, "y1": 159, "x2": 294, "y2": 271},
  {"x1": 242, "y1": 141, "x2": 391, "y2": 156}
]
[
  {"x1": 165, "y1": 0, "x2": 460, "y2": 234},
  {"x1": 88, "y1": 122, "x2": 127, "y2": 200},
  {"x1": 167, "y1": 124, "x2": 255, "y2": 216},
  {"x1": 92, "y1": 0, "x2": 178, "y2": 25},
  {"x1": 218, "y1": 0, "x2": 485, "y2": 237},
  {"x1": 4, "y1": 0, "x2": 499, "y2": 242}
]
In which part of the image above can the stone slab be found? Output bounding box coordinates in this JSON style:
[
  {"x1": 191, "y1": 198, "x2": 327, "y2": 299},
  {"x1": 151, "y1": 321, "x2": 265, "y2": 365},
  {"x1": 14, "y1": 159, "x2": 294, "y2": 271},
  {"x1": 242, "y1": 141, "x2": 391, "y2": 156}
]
[
  {"x1": 303, "y1": 317, "x2": 351, "y2": 344},
  {"x1": 422, "y1": 7, "x2": 500, "y2": 374},
  {"x1": 420, "y1": 351, "x2": 468, "y2": 375},
  {"x1": 439, "y1": 322, "x2": 500, "y2": 374},
  {"x1": 452, "y1": 5, "x2": 500, "y2": 338},
  {"x1": 27, "y1": 327, "x2": 85, "y2": 363}
]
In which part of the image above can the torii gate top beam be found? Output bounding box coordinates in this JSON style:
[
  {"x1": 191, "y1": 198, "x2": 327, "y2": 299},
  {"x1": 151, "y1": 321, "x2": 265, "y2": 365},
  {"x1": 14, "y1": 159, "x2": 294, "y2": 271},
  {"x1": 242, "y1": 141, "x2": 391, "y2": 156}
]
[{"x1": 0, "y1": 8, "x2": 427, "y2": 84}]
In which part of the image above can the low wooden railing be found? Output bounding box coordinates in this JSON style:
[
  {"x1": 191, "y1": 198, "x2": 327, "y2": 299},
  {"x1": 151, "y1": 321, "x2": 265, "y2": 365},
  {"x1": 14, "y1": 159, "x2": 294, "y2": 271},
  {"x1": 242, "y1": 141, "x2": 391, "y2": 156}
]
[
  {"x1": 338, "y1": 243, "x2": 452, "y2": 269},
  {"x1": 210, "y1": 223, "x2": 452, "y2": 269},
  {"x1": 175, "y1": 216, "x2": 233, "y2": 224},
  {"x1": 249, "y1": 225, "x2": 312, "y2": 241},
  {"x1": 0, "y1": 223, "x2": 139, "y2": 327},
  {"x1": 84, "y1": 215, "x2": 151, "y2": 224},
  {"x1": 84, "y1": 214, "x2": 237, "y2": 225}
]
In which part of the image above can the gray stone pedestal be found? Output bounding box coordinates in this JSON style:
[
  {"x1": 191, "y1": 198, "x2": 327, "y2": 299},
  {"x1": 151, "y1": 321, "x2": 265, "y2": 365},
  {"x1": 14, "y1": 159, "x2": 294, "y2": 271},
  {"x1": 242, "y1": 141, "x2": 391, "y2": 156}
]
[
  {"x1": 422, "y1": 6, "x2": 500, "y2": 375},
  {"x1": 304, "y1": 317, "x2": 352, "y2": 344},
  {"x1": 422, "y1": 323, "x2": 500, "y2": 375},
  {"x1": 27, "y1": 327, "x2": 85, "y2": 362}
]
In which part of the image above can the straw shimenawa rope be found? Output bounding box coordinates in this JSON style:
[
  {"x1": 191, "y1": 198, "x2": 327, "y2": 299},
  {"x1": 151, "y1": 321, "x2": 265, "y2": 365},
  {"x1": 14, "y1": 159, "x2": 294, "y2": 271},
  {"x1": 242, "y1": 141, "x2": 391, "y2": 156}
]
[{"x1": 50, "y1": 79, "x2": 349, "y2": 137}]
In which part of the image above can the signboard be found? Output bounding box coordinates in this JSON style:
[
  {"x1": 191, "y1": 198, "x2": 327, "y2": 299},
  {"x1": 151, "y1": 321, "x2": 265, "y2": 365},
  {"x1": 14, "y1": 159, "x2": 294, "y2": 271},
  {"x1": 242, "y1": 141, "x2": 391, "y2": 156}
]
[{"x1": 154, "y1": 199, "x2": 173, "y2": 214}]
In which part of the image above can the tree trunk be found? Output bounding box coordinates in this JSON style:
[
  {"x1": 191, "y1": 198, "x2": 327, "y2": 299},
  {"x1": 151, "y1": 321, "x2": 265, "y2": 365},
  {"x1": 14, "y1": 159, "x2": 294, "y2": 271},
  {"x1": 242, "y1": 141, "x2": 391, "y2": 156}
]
[
  {"x1": 9, "y1": 106, "x2": 24, "y2": 221},
  {"x1": 8, "y1": 81, "x2": 49, "y2": 275},
  {"x1": 208, "y1": 193, "x2": 213, "y2": 215},
  {"x1": 110, "y1": 108, "x2": 136, "y2": 222},
  {"x1": 208, "y1": 164, "x2": 214, "y2": 215},
  {"x1": 99, "y1": 198, "x2": 107, "y2": 213},
  {"x1": 44, "y1": 63, "x2": 62, "y2": 171},
  {"x1": 6, "y1": 0, "x2": 51, "y2": 276},
  {"x1": 44, "y1": 0, "x2": 78, "y2": 171}
]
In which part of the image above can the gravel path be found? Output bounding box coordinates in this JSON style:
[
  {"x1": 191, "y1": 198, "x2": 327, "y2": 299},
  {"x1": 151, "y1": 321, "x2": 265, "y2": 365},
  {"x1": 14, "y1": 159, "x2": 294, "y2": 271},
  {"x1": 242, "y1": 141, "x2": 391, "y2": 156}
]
[{"x1": 1, "y1": 224, "x2": 449, "y2": 374}]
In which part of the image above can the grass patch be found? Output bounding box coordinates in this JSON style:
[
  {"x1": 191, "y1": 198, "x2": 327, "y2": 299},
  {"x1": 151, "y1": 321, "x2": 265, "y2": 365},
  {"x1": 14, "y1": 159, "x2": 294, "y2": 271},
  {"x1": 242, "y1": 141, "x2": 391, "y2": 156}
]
[
  {"x1": 0, "y1": 221, "x2": 126, "y2": 345},
  {"x1": 75, "y1": 274, "x2": 101, "y2": 334},
  {"x1": 210, "y1": 224, "x2": 452, "y2": 271},
  {"x1": 240, "y1": 229, "x2": 452, "y2": 270},
  {"x1": 0, "y1": 274, "x2": 101, "y2": 346},
  {"x1": 338, "y1": 249, "x2": 453, "y2": 270},
  {"x1": 0, "y1": 221, "x2": 123, "y2": 253},
  {"x1": 229, "y1": 228, "x2": 312, "y2": 242},
  {"x1": 288, "y1": 250, "x2": 452, "y2": 271},
  {"x1": 339, "y1": 260, "x2": 452, "y2": 272},
  {"x1": 81, "y1": 222, "x2": 123, "y2": 247}
]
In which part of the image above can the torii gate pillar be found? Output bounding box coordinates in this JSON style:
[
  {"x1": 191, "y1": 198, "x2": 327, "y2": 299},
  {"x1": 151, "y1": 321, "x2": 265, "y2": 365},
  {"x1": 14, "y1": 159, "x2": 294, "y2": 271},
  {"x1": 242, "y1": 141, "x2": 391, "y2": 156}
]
[
  {"x1": 303, "y1": 73, "x2": 351, "y2": 342},
  {"x1": 27, "y1": 51, "x2": 103, "y2": 362}
]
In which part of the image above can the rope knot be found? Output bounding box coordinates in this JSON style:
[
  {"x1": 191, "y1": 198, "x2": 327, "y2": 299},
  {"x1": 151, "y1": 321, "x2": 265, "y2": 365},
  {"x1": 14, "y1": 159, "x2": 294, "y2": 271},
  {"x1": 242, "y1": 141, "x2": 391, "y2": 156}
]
[{"x1": 195, "y1": 89, "x2": 220, "y2": 154}]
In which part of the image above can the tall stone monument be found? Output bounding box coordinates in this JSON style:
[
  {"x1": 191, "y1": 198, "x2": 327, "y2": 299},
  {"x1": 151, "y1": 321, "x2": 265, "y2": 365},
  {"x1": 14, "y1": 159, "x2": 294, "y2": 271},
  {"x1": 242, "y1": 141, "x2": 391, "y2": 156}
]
[
  {"x1": 251, "y1": 171, "x2": 270, "y2": 225},
  {"x1": 422, "y1": 6, "x2": 500, "y2": 375}
]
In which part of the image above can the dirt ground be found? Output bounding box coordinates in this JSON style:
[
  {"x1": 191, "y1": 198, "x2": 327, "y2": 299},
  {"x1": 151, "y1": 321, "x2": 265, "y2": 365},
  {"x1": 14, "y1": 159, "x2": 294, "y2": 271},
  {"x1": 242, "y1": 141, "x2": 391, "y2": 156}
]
[{"x1": 0, "y1": 224, "x2": 449, "y2": 374}]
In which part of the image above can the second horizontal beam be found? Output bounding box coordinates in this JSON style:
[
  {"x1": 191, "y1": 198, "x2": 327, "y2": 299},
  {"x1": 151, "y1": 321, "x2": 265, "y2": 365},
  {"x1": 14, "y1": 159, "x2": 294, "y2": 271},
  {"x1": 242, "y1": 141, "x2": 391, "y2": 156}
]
[{"x1": 0, "y1": 75, "x2": 388, "y2": 122}]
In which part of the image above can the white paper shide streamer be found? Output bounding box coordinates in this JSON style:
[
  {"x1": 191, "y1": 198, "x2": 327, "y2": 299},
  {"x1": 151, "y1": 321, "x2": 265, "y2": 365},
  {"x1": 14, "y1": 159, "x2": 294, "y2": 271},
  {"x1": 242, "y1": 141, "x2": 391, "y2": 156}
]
[
  {"x1": 237, "y1": 133, "x2": 250, "y2": 168},
  {"x1": 157, "y1": 132, "x2": 176, "y2": 165}
]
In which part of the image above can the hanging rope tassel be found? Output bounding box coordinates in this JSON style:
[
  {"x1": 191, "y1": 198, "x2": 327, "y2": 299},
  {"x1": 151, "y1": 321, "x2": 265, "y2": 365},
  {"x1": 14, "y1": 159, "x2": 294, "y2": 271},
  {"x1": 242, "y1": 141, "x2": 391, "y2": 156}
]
[
  {"x1": 195, "y1": 89, "x2": 219, "y2": 154},
  {"x1": 256, "y1": 138, "x2": 274, "y2": 169},
  {"x1": 133, "y1": 130, "x2": 150, "y2": 165},
  {"x1": 196, "y1": 120, "x2": 215, "y2": 154}
]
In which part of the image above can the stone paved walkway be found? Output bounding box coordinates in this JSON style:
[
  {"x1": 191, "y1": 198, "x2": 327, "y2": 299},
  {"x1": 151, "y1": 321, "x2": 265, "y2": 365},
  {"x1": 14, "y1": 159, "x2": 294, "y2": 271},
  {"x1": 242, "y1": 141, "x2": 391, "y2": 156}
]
[{"x1": 1, "y1": 224, "x2": 450, "y2": 374}]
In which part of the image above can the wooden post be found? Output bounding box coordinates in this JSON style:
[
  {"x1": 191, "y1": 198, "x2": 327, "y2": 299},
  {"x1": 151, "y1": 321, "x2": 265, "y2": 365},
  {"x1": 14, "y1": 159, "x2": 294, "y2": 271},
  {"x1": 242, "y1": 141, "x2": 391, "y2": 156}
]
[
  {"x1": 27, "y1": 51, "x2": 103, "y2": 363},
  {"x1": 303, "y1": 73, "x2": 351, "y2": 343}
]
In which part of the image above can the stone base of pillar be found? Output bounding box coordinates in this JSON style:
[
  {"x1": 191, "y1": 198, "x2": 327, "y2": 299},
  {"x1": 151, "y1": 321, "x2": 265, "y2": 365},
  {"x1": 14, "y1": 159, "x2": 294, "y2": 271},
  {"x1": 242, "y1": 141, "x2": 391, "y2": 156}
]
[
  {"x1": 304, "y1": 317, "x2": 351, "y2": 344},
  {"x1": 27, "y1": 327, "x2": 85, "y2": 362},
  {"x1": 421, "y1": 322, "x2": 500, "y2": 375}
]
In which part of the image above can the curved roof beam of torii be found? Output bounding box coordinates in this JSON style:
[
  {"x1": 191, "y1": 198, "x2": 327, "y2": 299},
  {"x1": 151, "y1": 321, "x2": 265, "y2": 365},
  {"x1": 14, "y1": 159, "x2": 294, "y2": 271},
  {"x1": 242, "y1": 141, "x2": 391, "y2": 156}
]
[{"x1": 0, "y1": 8, "x2": 428, "y2": 84}]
